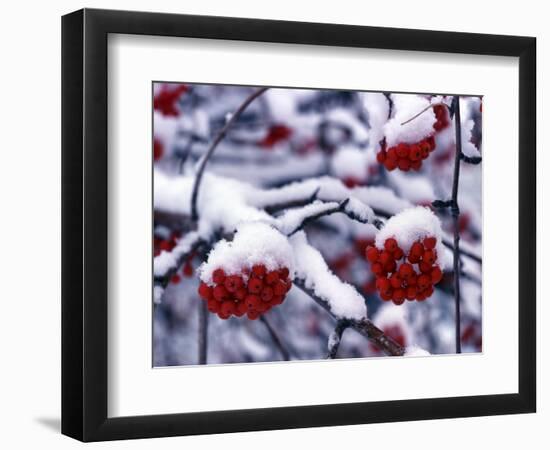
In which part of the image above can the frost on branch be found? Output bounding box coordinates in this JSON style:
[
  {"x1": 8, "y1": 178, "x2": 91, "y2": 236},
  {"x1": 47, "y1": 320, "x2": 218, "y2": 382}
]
[{"x1": 290, "y1": 231, "x2": 367, "y2": 320}]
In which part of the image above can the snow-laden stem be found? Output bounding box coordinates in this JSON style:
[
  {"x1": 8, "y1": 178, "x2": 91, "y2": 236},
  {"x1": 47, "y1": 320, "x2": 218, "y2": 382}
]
[
  {"x1": 294, "y1": 279, "x2": 405, "y2": 356},
  {"x1": 260, "y1": 315, "x2": 291, "y2": 361},
  {"x1": 327, "y1": 320, "x2": 349, "y2": 359},
  {"x1": 450, "y1": 96, "x2": 463, "y2": 354},
  {"x1": 198, "y1": 300, "x2": 208, "y2": 364},
  {"x1": 190, "y1": 87, "x2": 269, "y2": 221}
]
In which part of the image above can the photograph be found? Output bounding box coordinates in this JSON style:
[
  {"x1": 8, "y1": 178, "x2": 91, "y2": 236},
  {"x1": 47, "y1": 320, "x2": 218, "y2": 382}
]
[{"x1": 152, "y1": 83, "x2": 483, "y2": 366}]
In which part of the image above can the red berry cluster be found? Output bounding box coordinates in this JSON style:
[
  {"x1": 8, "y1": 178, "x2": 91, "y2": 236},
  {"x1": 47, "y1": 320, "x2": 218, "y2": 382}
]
[
  {"x1": 259, "y1": 124, "x2": 293, "y2": 148},
  {"x1": 432, "y1": 104, "x2": 450, "y2": 131},
  {"x1": 197, "y1": 265, "x2": 292, "y2": 320},
  {"x1": 376, "y1": 135, "x2": 436, "y2": 172},
  {"x1": 153, "y1": 84, "x2": 188, "y2": 117},
  {"x1": 365, "y1": 237, "x2": 443, "y2": 305}
]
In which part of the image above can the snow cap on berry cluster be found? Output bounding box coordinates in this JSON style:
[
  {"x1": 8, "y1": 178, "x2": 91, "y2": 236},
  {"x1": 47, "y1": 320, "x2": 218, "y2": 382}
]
[
  {"x1": 199, "y1": 222, "x2": 294, "y2": 285},
  {"x1": 383, "y1": 95, "x2": 436, "y2": 148},
  {"x1": 375, "y1": 206, "x2": 447, "y2": 269}
]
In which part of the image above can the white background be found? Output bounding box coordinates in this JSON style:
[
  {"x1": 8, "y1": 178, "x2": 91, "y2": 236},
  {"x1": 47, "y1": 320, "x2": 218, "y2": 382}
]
[{"x1": 0, "y1": 0, "x2": 546, "y2": 448}]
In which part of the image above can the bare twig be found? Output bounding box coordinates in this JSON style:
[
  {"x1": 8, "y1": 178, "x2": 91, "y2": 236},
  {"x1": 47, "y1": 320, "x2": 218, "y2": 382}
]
[
  {"x1": 450, "y1": 95, "x2": 464, "y2": 354},
  {"x1": 294, "y1": 279, "x2": 405, "y2": 356},
  {"x1": 198, "y1": 300, "x2": 208, "y2": 364},
  {"x1": 190, "y1": 87, "x2": 269, "y2": 221},
  {"x1": 400, "y1": 101, "x2": 445, "y2": 126},
  {"x1": 260, "y1": 315, "x2": 291, "y2": 361},
  {"x1": 327, "y1": 320, "x2": 350, "y2": 358}
]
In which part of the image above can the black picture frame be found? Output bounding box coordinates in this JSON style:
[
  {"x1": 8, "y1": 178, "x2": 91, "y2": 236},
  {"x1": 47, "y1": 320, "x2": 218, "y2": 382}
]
[{"x1": 61, "y1": 8, "x2": 536, "y2": 442}]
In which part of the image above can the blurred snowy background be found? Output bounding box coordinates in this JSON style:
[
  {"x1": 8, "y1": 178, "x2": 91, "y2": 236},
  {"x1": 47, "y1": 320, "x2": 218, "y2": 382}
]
[{"x1": 152, "y1": 83, "x2": 482, "y2": 366}]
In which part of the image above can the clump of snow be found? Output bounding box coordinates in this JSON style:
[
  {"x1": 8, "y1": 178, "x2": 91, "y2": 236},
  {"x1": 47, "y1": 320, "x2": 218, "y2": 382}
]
[
  {"x1": 154, "y1": 231, "x2": 202, "y2": 277},
  {"x1": 290, "y1": 232, "x2": 367, "y2": 320},
  {"x1": 384, "y1": 94, "x2": 435, "y2": 147},
  {"x1": 275, "y1": 200, "x2": 340, "y2": 235},
  {"x1": 330, "y1": 146, "x2": 369, "y2": 181},
  {"x1": 375, "y1": 206, "x2": 447, "y2": 269},
  {"x1": 388, "y1": 171, "x2": 435, "y2": 205},
  {"x1": 461, "y1": 118, "x2": 481, "y2": 158},
  {"x1": 361, "y1": 92, "x2": 389, "y2": 149},
  {"x1": 199, "y1": 222, "x2": 295, "y2": 285},
  {"x1": 405, "y1": 345, "x2": 431, "y2": 357}
]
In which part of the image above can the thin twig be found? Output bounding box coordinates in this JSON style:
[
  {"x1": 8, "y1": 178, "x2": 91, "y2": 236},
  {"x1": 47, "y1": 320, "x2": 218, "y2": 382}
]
[
  {"x1": 400, "y1": 101, "x2": 445, "y2": 126},
  {"x1": 327, "y1": 320, "x2": 350, "y2": 359},
  {"x1": 450, "y1": 96, "x2": 463, "y2": 354},
  {"x1": 190, "y1": 87, "x2": 269, "y2": 221},
  {"x1": 260, "y1": 315, "x2": 291, "y2": 361},
  {"x1": 294, "y1": 279, "x2": 405, "y2": 356},
  {"x1": 198, "y1": 300, "x2": 208, "y2": 364}
]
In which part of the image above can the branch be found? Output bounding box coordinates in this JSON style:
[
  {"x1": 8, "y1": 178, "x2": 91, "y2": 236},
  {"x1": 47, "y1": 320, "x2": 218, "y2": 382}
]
[
  {"x1": 264, "y1": 188, "x2": 320, "y2": 214},
  {"x1": 327, "y1": 320, "x2": 350, "y2": 358},
  {"x1": 190, "y1": 87, "x2": 269, "y2": 221},
  {"x1": 460, "y1": 153, "x2": 482, "y2": 164},
  {"x1": 294, "y1": 279, "x2": 405, "y2": 356},
  {"x1": 260, "y1": 315, "x2": 291, "y2": 361},
  {"x1": 198, "y1": 300, "x2": 208, "y2": 364},
  {"x1": 450, "y1": 96, "x2": 464, "y2": 354}
]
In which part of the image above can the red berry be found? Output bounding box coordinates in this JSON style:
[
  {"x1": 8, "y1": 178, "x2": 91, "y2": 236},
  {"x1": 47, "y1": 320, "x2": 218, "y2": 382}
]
[
  {"x1": 416, "y1": 290, "x2": 428, "y2": 301},
  {"x1": 252, "y1": 264, "x2": 267, "y2": 277},
  {"x1": 273, "y1": 280, "x2": 287, "y2": 296},
  {"x1": 426, "y1": 135, "x2": 436, "y2": 150},
  {"x1": 384, "y1": 260, "x2": 397, "y2": 273},
  {"x1": 409, "y1": 145, "x2": 422, "y2": 161},
  {"x1": 198, "y1": 282, "x2": 213, "y2": 300},
  {"x1": 234, "y1": 287, "x2": 247, "y2": 300},
  {"x1": 423, "y1": 236, "x2": 437, "y2": 250},
  {"x1": 384, "y1": 159, "x2": 397, "y2": 171},
  {"x1": 279, "y1": 267, "x2": 290, "y2": 280},
  {"x1": 260, "y1": 286, "x2": 274, "y2": 302},
  {"x1": 390, "y1": 273, "x2": 402, "y2": 289},
  {"x1": 247, "y1": 311, "x2": 260, "y2": 320},
  {"x1": 236, "y1": 302, "x2": 248, "y2": 316},
  {"x1": 213, "y1": 285, "x2": 229, "y2": 302},
  {"x1": 224, "y1": 275, "x2": 241, "y2": 292},
  {"x1": 153, "y1": 139, "x2": 164, "y2": 161},
  {"x1": 407, "y1": 273, "x2": 417, "y2": 287},
  {"x1": 393, "y1": 288, "x2": 405, "y2": 304},
  {"x1": 271, "y1": 295, "x2": 284, "y2": 305},
  {"x1": 247, "y1": 277, "x2": 263, "y2": 294},
  {"x1": 220, "y1": 301, "x2": 236, "y2": 316},
  {"x1": 410, "y1": 160, "x2": 422, "y2": 171},
  {"x1": 417, "y1": 274, "x2": 431, "y2": 290},
  {"x1": 384, "y1": 238, "x2": 398, "y2": 252},
  {"x1": 420, "y1": 146, "x2": 430, "y2": 159},
  {"x1": 406, "y1": 286, "x2": 417, "y2": 300},
  {"x1": 170, "y1": 274, "x2": 181, "y2": 284},
  {"x1": 419, "y1": 261, "x2": 433, "y2": 274},
  {"x1": 212, "y1": 268, "x2": 226, "y2": 284},
  {"x1": 182, "y1": 262, "x2": 193, "y2": 277},
  {"x1": 380, "y1": 290, "x2": 393, "y2": 301},
  {"x1": 376, "y1": 150, "x2": 387, "y2": 164},
  {"x1": 396, "y1": 144, "x2": 410, "y2": 158},
  {"x1": 410, "y1": 241, "x2": 424, "y2": 258},
  {"x1": 431, "y1": 266, "x2": 443, "y2": 284},
  {"x1": 424, "y1": 285, "x2": 434, "y2": 298},
  {"x1": 398, "y1": 158, "x2": 411, "y2": 171},
  {"x1": 265, "y1": 271, "x2": 280, "y2": 285},
  {"x1": 245, "y1": 295, "x2": 260, "y2": 311},
  {"x1": 366, "y1": 246, "x2": 380, "y2": 263},
  {"x1": 371, "y1": 262, "x2": 384, "y2": 275},
  {"x1": 387, "y1": 148, "x2": 398, "y2": 161},
  {"x1": 207, "y1": 299, "x2": 220, "y2": 313},
  {"x1": 379, "y1": 250, "x2": 393, "y2": 265},
  {"x1": 423, "y1": 249, "x2": 436, "y2": 265},
  {"x1": 393, "y1": 247, "x2": 404, "y2": 260},
  {"x1": 398, "y1": 263, "x2": 414, "y2": 279}
]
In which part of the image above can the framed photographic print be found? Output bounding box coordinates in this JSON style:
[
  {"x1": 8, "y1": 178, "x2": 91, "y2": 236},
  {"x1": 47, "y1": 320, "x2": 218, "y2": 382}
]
[{"x1": 61, "y1": 8, "x2": 536, "y2": 442}]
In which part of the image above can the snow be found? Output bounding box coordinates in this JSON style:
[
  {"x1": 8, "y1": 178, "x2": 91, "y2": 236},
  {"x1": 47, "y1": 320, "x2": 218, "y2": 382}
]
[
  {"x1": 361, "y1": 92, "x2": 389, "y2": 149},
  {"x1": 388, "y1": 171, "x2": 435, "y2": 205},
  {"x1": 198, "y1": 222, "x2": 295, "y2": 285},
  {"x1": 405, "y1": 345, "x2": 431, "y2": 357},
  {"x1": 154, "y1": 231, "x2": 201, "y2": 277},
  {"x1": 461, "y1": 118, "x2": 481, "y2": 158},
  {"x1": 275, "y1": 200, "x2": 341, "y2": 235},
  {"x1": 375, "y1": 206, "x2": 447, "y2": 269},
  {"x1": 153, "y1": 286, "x2": 164, "y2": 305},
  {"x1": 325, "y1": 107, "x2": 369, "y2": 143},
  {"x1": 290, "y1": 232, "x2": 367, "y2": 320},
  {"x1": 384, "y1": 94, "x2": 435, "y2": 147},
  {"x1": 330, "y1": 146, "x2": 369, "y2": 180}
]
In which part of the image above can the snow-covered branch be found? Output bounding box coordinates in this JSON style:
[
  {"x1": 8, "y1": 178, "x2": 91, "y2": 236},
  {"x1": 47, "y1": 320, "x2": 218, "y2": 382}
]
[{"x1": 327, "y1": 320, "x2": 350, "y2": 358}]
